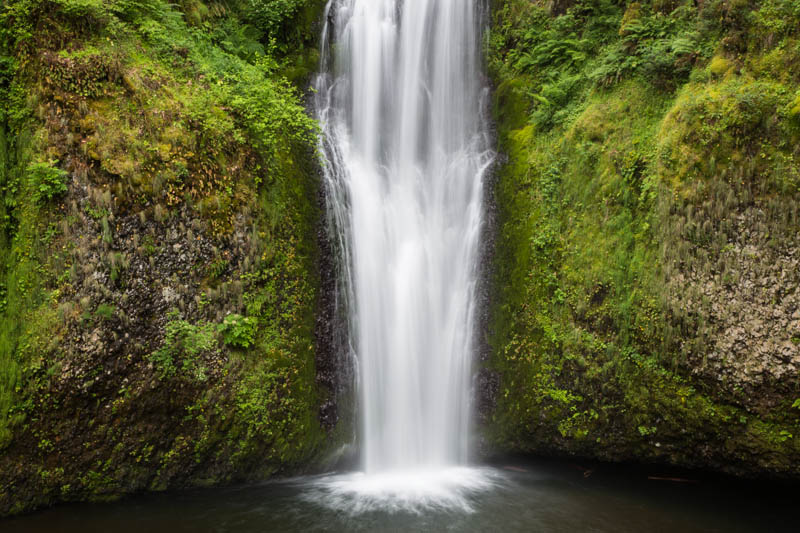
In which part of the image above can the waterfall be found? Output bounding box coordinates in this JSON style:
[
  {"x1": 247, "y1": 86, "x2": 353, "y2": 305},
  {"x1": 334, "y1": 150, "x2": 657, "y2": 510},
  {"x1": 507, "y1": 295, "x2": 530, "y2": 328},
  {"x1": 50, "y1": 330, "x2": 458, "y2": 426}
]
[{"x1": 314, "y1": 0, "x2": 493, "y2": 479}]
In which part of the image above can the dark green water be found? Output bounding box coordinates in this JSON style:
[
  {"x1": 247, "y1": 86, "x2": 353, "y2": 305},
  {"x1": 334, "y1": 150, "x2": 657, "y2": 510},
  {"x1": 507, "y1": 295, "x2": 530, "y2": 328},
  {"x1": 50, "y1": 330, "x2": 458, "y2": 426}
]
[{"x1": 3, "y1": 459, "x2": 795, "y2": 532}]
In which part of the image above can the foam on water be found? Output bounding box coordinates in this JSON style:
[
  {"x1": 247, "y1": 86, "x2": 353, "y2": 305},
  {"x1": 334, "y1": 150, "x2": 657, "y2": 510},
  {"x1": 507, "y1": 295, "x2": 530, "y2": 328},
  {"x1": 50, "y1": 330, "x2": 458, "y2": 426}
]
[{"x1": 304, "y1": 467, "x2": 502, "y2": 514}]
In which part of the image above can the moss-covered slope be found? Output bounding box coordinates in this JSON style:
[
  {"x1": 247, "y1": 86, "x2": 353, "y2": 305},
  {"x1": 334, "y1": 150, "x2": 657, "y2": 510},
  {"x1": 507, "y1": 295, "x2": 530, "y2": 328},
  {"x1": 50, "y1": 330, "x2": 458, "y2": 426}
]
[
  {"x1": 0, "y1": 0, "x2": 333, "y2": 515},
  {"x1": 486, "y1": 0, "x2": 800, "y2": 476}
]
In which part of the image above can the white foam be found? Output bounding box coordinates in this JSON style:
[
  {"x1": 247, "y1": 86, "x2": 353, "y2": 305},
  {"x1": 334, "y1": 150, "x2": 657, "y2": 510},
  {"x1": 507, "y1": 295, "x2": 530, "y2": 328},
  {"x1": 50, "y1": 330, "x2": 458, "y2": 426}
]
[{"x1": 303, "y1": 467, "x2": 501, "y2": 514}]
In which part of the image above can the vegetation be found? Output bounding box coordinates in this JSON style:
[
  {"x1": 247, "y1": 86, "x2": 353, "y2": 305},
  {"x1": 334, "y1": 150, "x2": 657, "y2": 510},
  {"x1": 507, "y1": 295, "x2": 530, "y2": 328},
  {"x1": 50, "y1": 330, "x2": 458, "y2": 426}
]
[
  {"x1": 1, "y1": 0, "x2": 799, "y2": 518},
  {"x1": 219, "y1": 313, "x2": 258, "y2": 348},
  {"x1": 147, "y1": 311, "x2": 217, "y2": 381},
  {"x1": 486, "y1": 0, "x2": 800, "y2": 473},
  {"x1": 27, "y1": 161, "x2": 69, "y2": 203},
  {"x1": 0, "y1": 0, "x2": 330, "y2": 515}
]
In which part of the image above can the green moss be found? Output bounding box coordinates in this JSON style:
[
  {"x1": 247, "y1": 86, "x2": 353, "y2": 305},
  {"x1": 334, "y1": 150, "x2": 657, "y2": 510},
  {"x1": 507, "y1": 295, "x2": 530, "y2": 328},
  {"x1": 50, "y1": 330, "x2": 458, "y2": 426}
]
[
  {"x1": 791, "y1": 92, "x2": 800, "y2": 119},
  {"x1": 1, "y1": 0, "x2": 334, "y2": 516},
  {"x1": 486, "y1": 0, "x2": 800, "y2": 474},
  {"x1": 708, "y1": 56, "x2": 732, "y2": 77}
]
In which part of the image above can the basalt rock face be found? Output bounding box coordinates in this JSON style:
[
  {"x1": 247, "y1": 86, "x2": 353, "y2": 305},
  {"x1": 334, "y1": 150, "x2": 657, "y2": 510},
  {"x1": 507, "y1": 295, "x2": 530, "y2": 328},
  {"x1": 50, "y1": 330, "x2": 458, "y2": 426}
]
[
  {"x1": 666, "y1": 204, "x2": 800, "y2": 412},
  {"x1": 483, "y1": 0, "x2": 800, "y2": 477},
  {"x1": 0, "y1": 0, "x2": 336, "y2": 516}
]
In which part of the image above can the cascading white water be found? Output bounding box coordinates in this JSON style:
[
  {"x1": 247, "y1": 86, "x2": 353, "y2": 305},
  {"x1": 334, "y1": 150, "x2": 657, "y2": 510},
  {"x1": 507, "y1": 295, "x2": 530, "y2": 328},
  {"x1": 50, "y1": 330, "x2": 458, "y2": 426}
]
[{"x1": 314, "y1": 0, "x2": 493, "y2": 501}]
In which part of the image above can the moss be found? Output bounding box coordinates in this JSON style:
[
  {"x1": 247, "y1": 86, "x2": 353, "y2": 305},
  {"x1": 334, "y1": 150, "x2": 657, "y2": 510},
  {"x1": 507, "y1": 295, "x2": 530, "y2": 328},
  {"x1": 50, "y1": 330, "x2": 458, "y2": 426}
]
[
  {"x1": 486, "y1": 0, "x2": 800, "y2": 476},
  {"x1": 0, "y1": 0, "x2": 335, "y2": 517},
  {"x1": 708, "y1": 56, "x2": 732, "y2": 77},
  {"x1": 789, "y1": 91, "x2": 800, "y2": 120},
  {"x1": 493, "y1": 78, "x2": 532, "y2": 135}
]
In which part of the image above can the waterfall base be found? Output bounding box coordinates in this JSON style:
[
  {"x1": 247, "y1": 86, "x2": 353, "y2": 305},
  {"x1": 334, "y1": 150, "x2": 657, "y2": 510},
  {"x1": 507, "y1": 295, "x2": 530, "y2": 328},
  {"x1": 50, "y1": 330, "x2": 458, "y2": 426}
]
[
  {"x1": 302, "y1": 467, "x2": 500, "y2": 514},
  {"x1": 6, "y1": 460, "x2": 796, "y2": 531}
]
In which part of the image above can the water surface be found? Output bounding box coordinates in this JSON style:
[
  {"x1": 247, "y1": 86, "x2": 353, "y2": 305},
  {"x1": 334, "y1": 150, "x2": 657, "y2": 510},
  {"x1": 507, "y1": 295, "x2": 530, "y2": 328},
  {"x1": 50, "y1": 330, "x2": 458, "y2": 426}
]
[{"x1": 5, "y1": 459, "x2": 794, "y2": 532}]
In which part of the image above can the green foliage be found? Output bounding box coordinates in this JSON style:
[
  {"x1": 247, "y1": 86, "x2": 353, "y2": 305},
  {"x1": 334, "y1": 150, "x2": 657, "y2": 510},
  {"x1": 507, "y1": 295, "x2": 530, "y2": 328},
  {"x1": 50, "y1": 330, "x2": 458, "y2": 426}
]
[
  {"x1": 486, "y1": 0, "x2": 800, "y2": 469},
  {"x1": 0, "y1": 54, "x2": 13, "y2": 111},
  {"x1": 208, "y1": 258, "x2": 228, "y2": 278},
  {"x1": 750, "y1": 0, "x2": 800, "y2": 44},
  {"x1": 789, "y1": 92, "x2": 800, "y2": 120},
  {"x1": 516, "y1": 36, "x2": 591, "y2": 72},
  {"x1": 94, "y1": 303, "x2": 115, "y2": 321},
  {"x1": 637, "y1": 425, "x2": 657, "y2": 436},
  {"x1": 247, "y1": 0, "x2": 310, "y2": 34},
  {"x1": 0, "y1": 0, "x2": 321, "y2": 232},
  {"x1": 27, "y1": 161, "x2": 68, "y2": 203},
  {"x1": 233, "y1": 359, "x2": 323, "y2": 464},
  {"x1": 219, "y1": 313, "x2": 257, "y2": 348},
  {"x1": 148, "y1": 311, "x2": 216, "y2": 381},
  {"x1": 489, "y1": 0, "x2": 722, "y2": 132},
  {"x1": 0, "y1": 0, "x2": 331, "y2": 514},
  {"x1": 530, "y1": 74, "x2": 582, "y2": 129},
  {"x1": 245, "y1": 0, "x2": 324, "y2": 56},
  {"x1": 594, "y1": 4, "x2": 711, "y2": 89},
  {"x1": 45, "y1": 47, "x2": 117, "y2": 98}
]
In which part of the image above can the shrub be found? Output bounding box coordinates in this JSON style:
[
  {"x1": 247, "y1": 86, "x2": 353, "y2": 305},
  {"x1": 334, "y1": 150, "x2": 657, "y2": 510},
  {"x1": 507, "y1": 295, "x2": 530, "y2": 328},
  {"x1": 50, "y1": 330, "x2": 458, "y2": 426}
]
[
  {"x1": 219, "y1": 313, "x2": 257, "y2": 349},
  {"x1": 27, "y1": 161, "x2": 68, "y2": 203},
  {"x1": 531, "y1": 73, "x2": 582, "y2": 129},
  {"x1": 247, "y1": 0, "x2": 307, "y2": 28},
  {"x1": 148, "y1": 311, "x2": 216, "y2": 380}
]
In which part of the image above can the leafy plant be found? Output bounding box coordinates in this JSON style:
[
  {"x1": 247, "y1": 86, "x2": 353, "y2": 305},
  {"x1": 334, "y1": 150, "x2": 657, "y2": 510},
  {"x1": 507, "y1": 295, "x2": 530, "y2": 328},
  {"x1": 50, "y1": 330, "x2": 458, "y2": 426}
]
[
  {"x1": 219, "y1": 313, "x2": 257, "y2": 349},
  {"x1": 247, "y1": 0, "x2": 312, "y2": 41},
  {"x1": 148, "y1": 311, "x2": 216, "y2": 381},
  {"x1": 516, "y1": 37, "x2": 590, "y2": 72},
  {"x1": 27, "y1": 161, "x2": 68, "y2": 203},
  {"x1": 530, "y1": 74, "x2": 582, "y2": 129}
]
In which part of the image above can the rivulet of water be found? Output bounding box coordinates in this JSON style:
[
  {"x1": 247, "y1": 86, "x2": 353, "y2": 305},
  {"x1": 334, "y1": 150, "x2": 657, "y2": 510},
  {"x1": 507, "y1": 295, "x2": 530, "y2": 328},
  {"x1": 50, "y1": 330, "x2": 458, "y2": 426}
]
[{"x1": 313, "y1": 0, "x2": 493, "y2": 507}]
